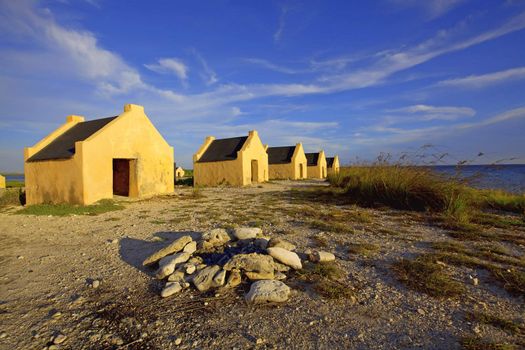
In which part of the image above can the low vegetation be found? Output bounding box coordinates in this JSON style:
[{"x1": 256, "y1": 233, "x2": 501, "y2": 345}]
[
  {"x1": 465, "y1": 311, "x2": 524, "y2": 336},
  {"x1": 460, "y1": 336, "x2": 519, "y2": 350},
  {"x1": 348, "y1": 243, "x2": 380, "y2": 257},
  {"x1": 296, "y1": 262, "x2": 356, "y2": 299},
  {"x1": 16, "y1": 199, "x2": 124, "y2": 216},
  {"x1": 328, "y1": 163, "x2": 524, "y2": 231},
  {"x1": 391, "y1": 255, "x2": 465, "y2": 298}
]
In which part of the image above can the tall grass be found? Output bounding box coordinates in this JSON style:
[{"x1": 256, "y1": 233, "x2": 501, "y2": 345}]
[{"x1": 328, "y1": 163, "x2": 524, "y2": 225}]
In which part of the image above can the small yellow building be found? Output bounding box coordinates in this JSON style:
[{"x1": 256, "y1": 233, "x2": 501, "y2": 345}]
[
  {"x1": 175, "y1": 167, "x2": 185, "y2": 178},
  {"x1": 24, "y1": 104, "x2": 174, "y2": 205},
  {"x1": 193, "y1": 130, "x2": 268, "y2": 186},
  {"x1": 267, "y1": 143, "x2": 307, "y2": 180},
  {"x1": 0, "y1": 174, "x2": 5, "y2": 189},
  {"x1": 326, "y1": 155, "x2": 340, "y2": 175},
  {"x1": 305, "y1": 150, "x2": 327, "y2": 179}
]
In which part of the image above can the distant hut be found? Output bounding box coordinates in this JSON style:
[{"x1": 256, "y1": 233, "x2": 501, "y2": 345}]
[
  {"x1": 305, "y1": 151, "x2": 327, "y2": 179},
  {"x1": 267, "y1": 143, "x2": 307, "y2": 180},
  {"x1": 24, "y1": 104, "x2": 174, "y2": 205},
  {"x1": 0, "y1": 174, "x2": 5, "y2": 189},
  {"x1": 193, "y1": 130, "x2": 268, "y2": 186},
  {"x1": 326, "y1": 155, "x2": 340, "y2": 175},
  {"x1": 175, "y1": 167, "x2": 185, "y2": 178}
]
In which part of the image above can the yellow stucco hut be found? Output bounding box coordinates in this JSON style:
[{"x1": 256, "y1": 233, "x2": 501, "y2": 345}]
[
  {"x1": 267, "y1": 143, "x2": 307, "y2": 180},
  {"x1": 175, "y1": 167, "x2": 185, "y2": 178},
  {"x1": 24, "y1": 104, "x2": 174, "y2": 205},
  {"x1": 193, "y1": 130, "x2": 268, "y2": 186},
  {"x1": 326, "y1": 155, "x2": 340, "y2": 175},
  {"x1": 0, "y1": 174, "x2": 5, "y2": 189},
  {"x1": 305, "y1": 150, "x2": 327, "y2": 179}
]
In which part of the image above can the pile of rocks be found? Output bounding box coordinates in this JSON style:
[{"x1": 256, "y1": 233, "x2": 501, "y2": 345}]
[{"x1": 142, "y1": 227, "x2": 336, "y2": 304}]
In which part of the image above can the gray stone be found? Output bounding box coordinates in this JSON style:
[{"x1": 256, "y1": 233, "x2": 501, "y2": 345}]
[
  {"x1": 232, "y1": 227, "x2": 262, "y2": 240},
  {"x1": 213, "y1": 269, "x2": 226, "y2": 287},
  {"x1": 198, "y1": 229, "x2": 231, "y2": 251},
  {"x1": 223, "y1": 253, "x2": 274, "y2": 280},
  {"x1": 245, "y1": 280, "x2": 291, "y2": 304},
  {"x1": 156, "y1": 252, "x2": 191, "y2": 279},
  {"x1": 167, "y1": 270, "x2": 185, "y2": 283},
  {"x1": 224, "y1": 269, "x2": 242, "y2": 288},
  {"x1": 268, "y1": 237, "x2": 296, "y2": 251},
  {"x1": 182, "y1": 241, "x2": 197, "y2": 254},
  {"x1": 267, "y1": 247, "x2": 302, "y2": 270},
  {"x1": 161, "y1": 282, "x2": 182, "y2": 297},
  {"x1": 192, "y1": 265, "x2": 221, "y2": 292},
  {"x1": 309, "y1": 251, "x2": 336, "y2": 263},
  {"x1": 143, "y1": 235, "x2": 193, "y2": 266}
]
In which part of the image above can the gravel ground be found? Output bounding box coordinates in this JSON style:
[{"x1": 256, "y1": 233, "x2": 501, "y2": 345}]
[{"x1": 0, "y1": 180, "x2": 523, "y2": 349}]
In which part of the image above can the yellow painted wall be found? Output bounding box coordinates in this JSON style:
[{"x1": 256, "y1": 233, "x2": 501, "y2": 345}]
[
  {"x1": 268, "y1": 143, "x2": 308, "y2": 180},
  {"x1": 328, "y1": 155, "x2": 340, "y2": 175},
  {"x1": 307, "y1": 150, "x2": 328, "y2": 179},
  {"x1": 24, "y1": 116, "x2": 86, "y2": 204},
  {"x1": 175, "y1": 167, "x2": 185, "y2": 178},
  {"x1": 24, "y1": 104, "x2": 174, "y2": 205},
  {"x1": 193, "y1": 130, "x2": 268, "y2": 186},
  {"x1": 0, "y1": 175, "x2": 6, "y2": 189}
]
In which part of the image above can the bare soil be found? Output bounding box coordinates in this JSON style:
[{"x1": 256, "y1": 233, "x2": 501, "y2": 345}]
[{"x1": 0, "y1": 181, "x2": 523, "y2": 349}]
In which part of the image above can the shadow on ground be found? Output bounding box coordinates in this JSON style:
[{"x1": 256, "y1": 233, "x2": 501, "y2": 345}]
[{"x1": 119, "y1": 230, "x2": 201, "y2": 274}]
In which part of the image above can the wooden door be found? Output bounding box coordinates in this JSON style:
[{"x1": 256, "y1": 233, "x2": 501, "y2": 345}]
[{"x1": 113, "y1": 159, "x2": 130, "y2": 196}]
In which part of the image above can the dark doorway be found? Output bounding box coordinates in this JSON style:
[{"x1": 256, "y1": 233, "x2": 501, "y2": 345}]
[
  {"x1": 113, "y1": 159, "x2": 130, "y2": 196},
  {"x1": 251, "y1": 160, "x2": 259, "y2": 183}
]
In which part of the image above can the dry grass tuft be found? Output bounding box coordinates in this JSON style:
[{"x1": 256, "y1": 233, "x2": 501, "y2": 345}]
[
  {"x1": 348, "y1": 243, "x2": 380, "y2": 257},
  {"x1": 296, "y1": 262, "x2": 355, "y2": 300},
  {"x1": 391, "y1": 256, "x2": 465, "y2": 298}
]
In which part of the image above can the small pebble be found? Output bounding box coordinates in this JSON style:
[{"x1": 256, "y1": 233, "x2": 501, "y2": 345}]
[
  {"x1": 175, "y1": 337, "x2": 182, "y2": 345},
  {"x1": 92, "y1": 280, "x2": 100, "y2": 288},
  {"x1": 417, "y1": 308, "x2": 425, "y2": 315},
  {"x1": 53, "y1": 333, "x2": 67, "y2": 344}
]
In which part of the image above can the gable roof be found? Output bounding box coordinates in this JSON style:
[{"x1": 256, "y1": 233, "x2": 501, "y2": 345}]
[
  {"x1": 198, "y1": 136, "x2": 248, "y2": 163},
  {"x1": 305, "y1": 152, "x2": 319, "y2": 166},
  {"x1": 267, "y1": 146, "x2": 296, "y2": 164},
  {"x1": 326, "y1": 157, "x2": 335, "y2": 167},
  {"x1": 27, "y1": 116, "x2": 117, "y2": 162}
]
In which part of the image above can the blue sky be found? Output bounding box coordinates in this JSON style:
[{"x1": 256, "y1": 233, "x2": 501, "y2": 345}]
[{"x1": 1, "y1": 0, "x2": 525, "y2": 171}]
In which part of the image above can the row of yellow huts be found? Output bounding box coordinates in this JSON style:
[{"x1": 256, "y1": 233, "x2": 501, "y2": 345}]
[{"x1": 19, "y1": 104, "x2": 339, "y2": 205}]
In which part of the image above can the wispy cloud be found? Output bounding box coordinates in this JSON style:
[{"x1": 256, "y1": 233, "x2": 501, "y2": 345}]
[
  {"x1": 358, "y1": 106, "x2": 525, "y2": 146},
  {"x1": 243, "y1": 58, "x2": 302, "y2": 74},
  {"x1": 190, "y1": 49, "x2": 218, "y2": 85},
  {"x1": 274, "y1": 5, "x2": 288, "y2": 42},
  {"x1": 388, "y1": 104, "x2": 476, "y2": 121},
  {"x1": 391, "y1": 0, "x2": 466, "y2": 19},
  {"x1": 436, "y1": 66, "x2": 525, "y2": 88},
  {"x1": 145, "y1": 58, "x2": 189, "y2": 82}
]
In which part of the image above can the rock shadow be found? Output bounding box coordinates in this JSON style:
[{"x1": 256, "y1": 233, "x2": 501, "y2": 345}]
[{"x1": 119, "y1": 230, "x2": 201, "y2": 274}]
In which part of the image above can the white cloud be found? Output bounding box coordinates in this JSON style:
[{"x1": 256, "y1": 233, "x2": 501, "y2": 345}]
[
  {"x1": 437, "y1": 66, "x2": 525, "y2": 88},
  {"x1": 145, "y1": 58, "x2": 189, "y2": 82},
  {"x1": 391, "y1": 0, "x2": 465, "y2": 19},
  {"x1": 358, "y1": 106, "x2": 525, "y2": 146},
  {"x1": 388, "y1": 104, "x2": 476, "y2": 121},
  {"x1": 243, "y1": 58, "x2": 301, "y2": 74}
]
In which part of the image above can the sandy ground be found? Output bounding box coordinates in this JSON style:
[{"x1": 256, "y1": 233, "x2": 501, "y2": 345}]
[{"x1": 0, "y1": 180, "x2": 523, "y2": 349}]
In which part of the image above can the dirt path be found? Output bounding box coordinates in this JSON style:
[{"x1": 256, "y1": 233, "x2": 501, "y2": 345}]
[{"x1": 0, "y1": 181, "x2": 523, "y2": 349}]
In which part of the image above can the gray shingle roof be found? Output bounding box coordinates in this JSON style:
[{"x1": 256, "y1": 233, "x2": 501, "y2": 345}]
[
  {"x1": 267, "y1": 146, "x2": 296, "y2": 164},
  {"x1": 197, "y1": 136, "x2": 248, "y2": 163},
  {"x1": 305, "y1": 152, "x2": 319, "y2": 166},
  {"x1": 27, "y1": 116, "x2": 117, "y2": 162}
]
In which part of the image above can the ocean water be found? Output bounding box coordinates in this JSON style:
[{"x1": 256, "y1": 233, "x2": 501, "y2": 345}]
[
  {"x1": 5, "y1": 165, "x2": 525, "y2": 193},
  {"x1": 432, "y1": 164, "x2": 525, "y2": 194}
]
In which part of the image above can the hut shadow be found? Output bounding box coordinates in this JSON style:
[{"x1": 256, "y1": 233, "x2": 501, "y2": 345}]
[{"x1": 119, "y1": 230, "x2": 201, "y2": 274}]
